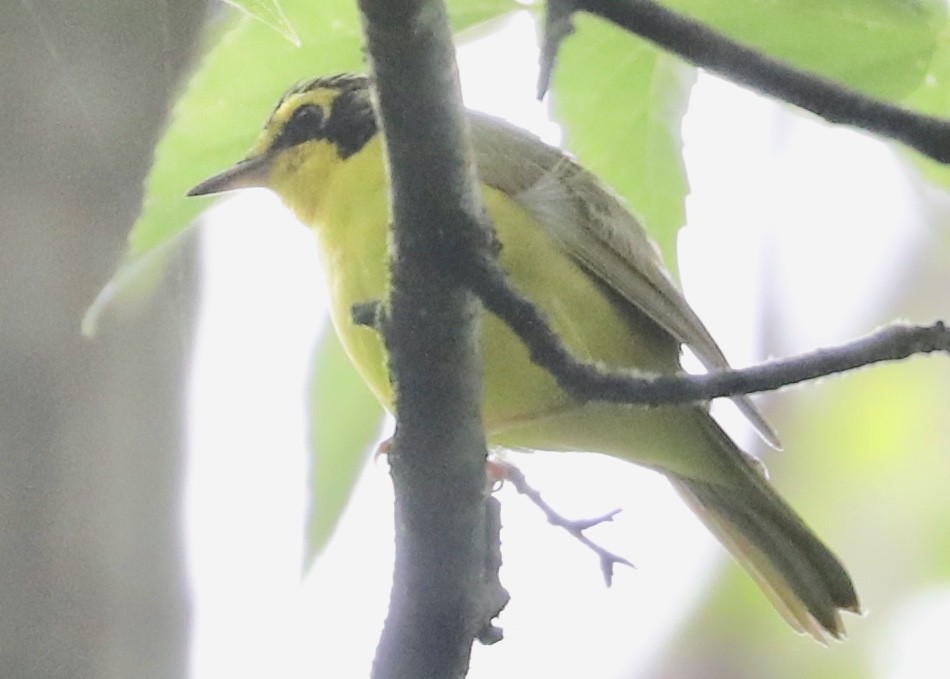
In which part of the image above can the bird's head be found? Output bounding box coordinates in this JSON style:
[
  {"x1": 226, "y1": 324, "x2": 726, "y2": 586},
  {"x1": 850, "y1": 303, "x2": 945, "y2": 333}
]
[{"x1": 188, "y1": 73, "x2": 378, "y2": 220}]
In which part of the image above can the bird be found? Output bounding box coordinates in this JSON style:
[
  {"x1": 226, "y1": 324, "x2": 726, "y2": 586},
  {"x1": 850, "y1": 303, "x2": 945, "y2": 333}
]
[{"x1": 188, "y1": 72, "x2": 860, "y2": 640}]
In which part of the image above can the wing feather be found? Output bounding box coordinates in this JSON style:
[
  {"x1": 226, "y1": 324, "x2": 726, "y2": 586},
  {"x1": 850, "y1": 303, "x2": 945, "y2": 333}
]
[{"x1": 469, "y1": 111, "x2": 779, "y2": 448}]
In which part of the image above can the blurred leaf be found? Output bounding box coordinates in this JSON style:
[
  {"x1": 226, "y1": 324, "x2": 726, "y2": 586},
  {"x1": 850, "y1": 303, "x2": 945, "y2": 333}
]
[
  {"x1": 83, "y1": 0, "x2": 516, "y2": 335},
  {"x1": 662, "y1": 0, "x2": 947, "y2": 100},
  {"x1": 220, "y1": 0, "x2": 300, "y2": 45},
  {"x1": 552, "y1": 14, "x2": 695, "y2": 272},
  {"x1": 306, "y1": 325, "x2": 384, "y2": 569},
  {"x1": 787, "y1": 361, "x2": 950, "y2": 587}
]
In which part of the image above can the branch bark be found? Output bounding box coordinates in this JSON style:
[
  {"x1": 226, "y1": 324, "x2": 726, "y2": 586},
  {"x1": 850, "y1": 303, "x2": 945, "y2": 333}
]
[
  {"x1": 541, "y1": 0, "x2": 950, "y2": 164},
  {"x1": 357, "y1": 1, "x2": 508, "y2": 677}
]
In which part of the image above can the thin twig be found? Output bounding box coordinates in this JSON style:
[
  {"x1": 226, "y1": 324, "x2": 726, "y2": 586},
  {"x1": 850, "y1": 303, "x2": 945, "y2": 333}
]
[
  {"x1": 541, "y1": 0, "x2": 950, "y2": 164},
  {"x1": 492, "y1": 460, "x2": 633, "y2": 586},
  {"x1": 460, "y1": 248, "x2": 949, "y2": 406}
]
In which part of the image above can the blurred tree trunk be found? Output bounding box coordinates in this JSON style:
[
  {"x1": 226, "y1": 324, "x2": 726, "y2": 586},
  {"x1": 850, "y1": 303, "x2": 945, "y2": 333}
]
[{"x1": 0, "y1": 2, "x2": 207, "y2": 677}]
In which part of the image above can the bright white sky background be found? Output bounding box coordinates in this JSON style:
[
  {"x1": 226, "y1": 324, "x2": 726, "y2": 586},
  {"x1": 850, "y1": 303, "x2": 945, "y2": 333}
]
[{"x1": 185, "y1": 11, "x2": 945, "y2": 678}]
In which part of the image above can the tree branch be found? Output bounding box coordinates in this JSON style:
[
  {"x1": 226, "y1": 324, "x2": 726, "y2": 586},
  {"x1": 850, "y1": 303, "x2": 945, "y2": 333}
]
[
  {"x1": 357, "y1": 0, "x2": 508, "y2": 677},
  {"x1": 540, "y1": 0, "x2": 950, "y2": 164},
  {"x1": 460, "y1": 247, "x2": 949, "y2": 406}
]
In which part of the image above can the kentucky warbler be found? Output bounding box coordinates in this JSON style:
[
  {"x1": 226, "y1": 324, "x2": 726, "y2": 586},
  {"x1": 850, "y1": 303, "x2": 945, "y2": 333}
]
[{"x1": 189, "y1": 73, "x2": 859, "y2": 640}]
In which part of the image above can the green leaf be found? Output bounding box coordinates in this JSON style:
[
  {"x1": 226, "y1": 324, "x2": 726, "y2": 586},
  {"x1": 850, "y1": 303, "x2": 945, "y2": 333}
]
[
  {"x1": 305, "y1": 325, "x2": 384, "y2": 569},
  {"x1": 220, "y1": 0, "x2": 300, "y2": 45},
  {"x1": 662, "y1": 0, "x2": 947, "y2": 100},
  {"x1": 552, "y1": 14, "x2": 695, "y2": 272},
  {"x1": 83, "y1": 0, "x2": 517, "y2": 335}
]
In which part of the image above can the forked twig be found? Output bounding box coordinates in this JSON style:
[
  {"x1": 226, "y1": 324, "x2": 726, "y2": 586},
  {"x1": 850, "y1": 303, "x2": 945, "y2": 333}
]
[{"x1": 491, "y1": 460, "x2": 634, "y2": 586}]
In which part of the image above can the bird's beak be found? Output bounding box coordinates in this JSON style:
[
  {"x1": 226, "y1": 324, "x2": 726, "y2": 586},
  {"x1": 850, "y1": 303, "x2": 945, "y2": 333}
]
[{"x1": 187, "y1": 154, "x2": 271, "y2": 197}]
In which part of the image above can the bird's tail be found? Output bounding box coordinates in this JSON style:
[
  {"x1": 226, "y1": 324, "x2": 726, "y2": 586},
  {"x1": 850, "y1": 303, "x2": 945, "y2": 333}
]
[{"x1": 668, "y1": 435, "x2": 860, "y2": 641}]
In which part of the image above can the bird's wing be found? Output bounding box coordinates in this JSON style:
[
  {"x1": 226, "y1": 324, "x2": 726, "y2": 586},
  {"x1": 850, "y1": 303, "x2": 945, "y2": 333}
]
[{"x1": 469, "y1": 111, "x2": 779, "y2": 448}]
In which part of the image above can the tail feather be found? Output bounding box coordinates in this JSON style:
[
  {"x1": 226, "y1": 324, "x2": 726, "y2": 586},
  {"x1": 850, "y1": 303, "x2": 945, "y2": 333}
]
[
  {"x1": 670, "y1": 471, "x2": 860, "y2": 641},
  {"x1": 494, "y1": 401, "x2": 860, "y2": 638}
]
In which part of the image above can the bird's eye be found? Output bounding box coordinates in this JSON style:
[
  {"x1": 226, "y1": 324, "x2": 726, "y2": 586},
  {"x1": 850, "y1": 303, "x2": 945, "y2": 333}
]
[
  {"x1": 276, "y1": 104, "x2": 325, "y2": 149},
  {"x1": 291, "y1": 104, "x2": 324, "y2": 130}
]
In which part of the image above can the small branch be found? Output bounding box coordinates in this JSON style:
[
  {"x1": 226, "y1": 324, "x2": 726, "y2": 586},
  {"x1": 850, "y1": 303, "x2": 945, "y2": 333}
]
[
  {"x1": 351, "y1": 300, "x2": 382, "y2": 329},
  {"x1": 541, "y1": 0, "x2": 950, "y2": 164},
  {"x1": 460, "y1": 248, "x2": 949, "y2": 406},
  {"x1": 492, "y1": 460, "x2": 633, "y2": 586},
  {"x1": 476, "y1": 496, "x2": 510, "y2": 646}
]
